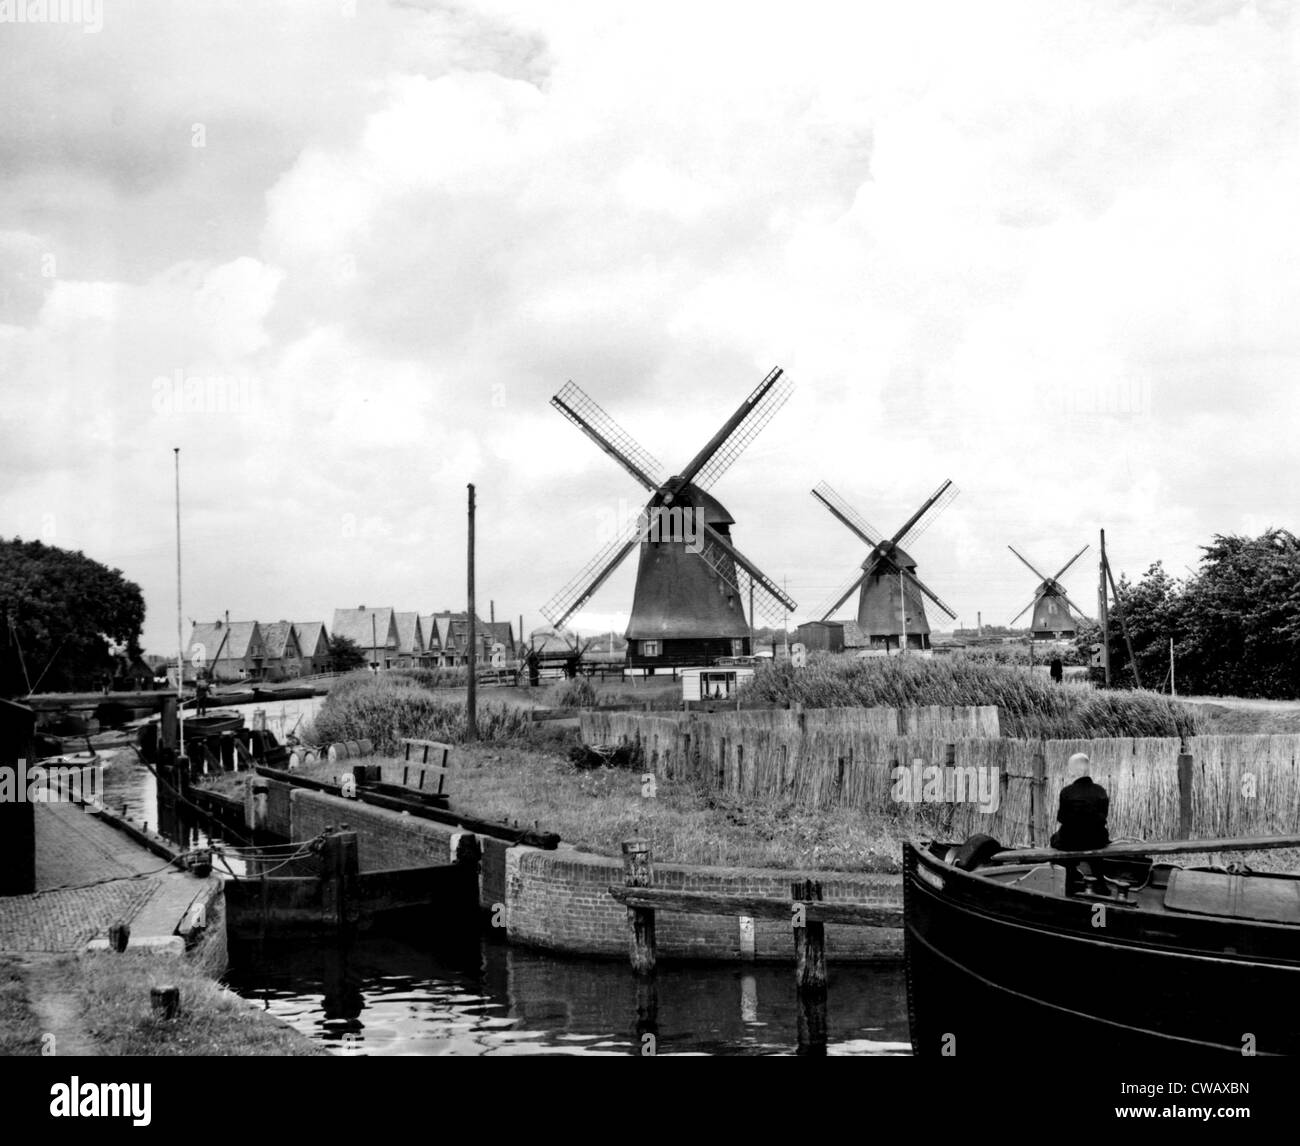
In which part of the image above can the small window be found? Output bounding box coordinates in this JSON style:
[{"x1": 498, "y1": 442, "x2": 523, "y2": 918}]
[
  {"x1": 731, "y1": 639, "x2": 745, "y2": 657},
  {"x1": 642, "y1": 640, "x2": 661, "y2": 657}
]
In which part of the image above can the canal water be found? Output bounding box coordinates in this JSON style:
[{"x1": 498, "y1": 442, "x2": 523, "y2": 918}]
[{"x1": 97, "y1": 705, "x2": 912, "y2": 1057}]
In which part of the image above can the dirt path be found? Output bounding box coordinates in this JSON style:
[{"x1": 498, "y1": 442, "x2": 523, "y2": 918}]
[{"x1": 22, "y1": 958, "x2": 99, "y2": 1057}]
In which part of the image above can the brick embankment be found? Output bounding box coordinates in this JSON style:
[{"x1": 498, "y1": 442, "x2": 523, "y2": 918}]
[{"x1": 288, "y1": 788, "x2": 903, "y2": 962}]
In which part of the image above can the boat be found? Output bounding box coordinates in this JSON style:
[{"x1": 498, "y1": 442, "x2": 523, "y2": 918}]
[
  {"x1": 182, "y1": 689, "x2": 256, "y2": 709},
  {"x1": 181, "y1": 711, "x2": 245, "y2": 740},
  {"x1": 252, "y1": 684, "x2": 314, "y2": 701},
  {"x1": 904, "y1": 833, "x2": 1300, "y2": 1058}
]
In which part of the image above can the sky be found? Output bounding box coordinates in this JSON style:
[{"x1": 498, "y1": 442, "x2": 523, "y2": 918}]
[{"x1": 2, "y1": 0, "x2": 1297, "y2": 657}]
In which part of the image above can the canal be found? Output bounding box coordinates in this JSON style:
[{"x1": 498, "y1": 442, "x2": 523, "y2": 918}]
[{"x1": 99, "y1": 704, "x2": 912, "y2": 1056}]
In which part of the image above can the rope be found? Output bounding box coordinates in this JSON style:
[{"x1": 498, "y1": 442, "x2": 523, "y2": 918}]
[{"x1": 31, "y1": 850, "x2": 207, "y2": 895}]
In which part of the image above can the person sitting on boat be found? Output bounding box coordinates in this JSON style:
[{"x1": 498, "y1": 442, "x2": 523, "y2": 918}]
[{"x1": 1051, "y1": 752, "x2": 1110, "y2": 895}]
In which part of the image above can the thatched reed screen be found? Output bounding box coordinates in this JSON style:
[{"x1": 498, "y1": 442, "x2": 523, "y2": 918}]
[{"x1": 578, "y1": 710, "x2": 1300, "y2": 848}]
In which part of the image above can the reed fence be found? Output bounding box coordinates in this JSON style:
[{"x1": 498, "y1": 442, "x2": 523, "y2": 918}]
[{"x1": 579, "y1": 709, "x2": 1300, "y2": 848}]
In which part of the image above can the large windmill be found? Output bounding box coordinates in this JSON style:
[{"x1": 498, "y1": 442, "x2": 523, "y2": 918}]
[
  {"x1": 811, "y1": 480, "x2": 960, "y2": 651},
  {"x1": 542, "y1": 367, "x2": 797, "y2": 669},
  {"x1": 1007, "y1": 544, "x2": 1091, "y2": 640}
]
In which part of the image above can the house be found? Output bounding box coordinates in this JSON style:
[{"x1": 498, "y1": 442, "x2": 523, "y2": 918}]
[
  {"x1": 393, "y1": 612, "x2": 425, "y2": 668},
  {"x1": 482, "y1": 621, "x2": 515, "y2": 660},
  {"x1": 258, "y1": 621, "x2": 304, "y2": 681},
  {"x1": 330, "y1": 607, "x2": 399, "y2": 669},
  {"x1": 186, "y1": 620, "x2": 265, "y2": 683},
  {"x1": 426, "y1": 611, "x2": 490, "y2": 666},
  {"x1": 293, "y1": 622, "x2": 331, "y2": 675},
  {"x1": 419, "y1": 615, "x2": 441, "y2": 666}
]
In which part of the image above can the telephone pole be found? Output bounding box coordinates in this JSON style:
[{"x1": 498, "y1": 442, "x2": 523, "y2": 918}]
[{"x1": 1099, "y1": 530, "x2": 1111, "y2": 687}]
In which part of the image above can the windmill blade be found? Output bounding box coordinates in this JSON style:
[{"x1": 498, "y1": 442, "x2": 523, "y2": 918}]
[
  {"x1": 540, "y1": 514, "x2": 647, "y2": 630},
  {"x1": 551, "y1": 381, "x2": 665, "y2": 492},
  {"x1": 815, "y1": 568, "x2": 868, "y2": 622},
  {"x1": 696, "y1": 522, "x2": 796, "y2": 626},
  {"x1": 1009, "y1": 597, "x2": 1037, "y2": 626},
  {"x1": 1057, "y1": 589, "x2": 1093, "y2": 624},
  {"x1": 902, "y1": 569, "x2": 958, "y2": 621},
  {"x1": 811, "y1": 481, "x2": 885, "y2": 548},
  {"x1": 1049, "y1": 544, "x2": 1090, "y2": 583},
  {"x1": 676, "y1": 367, "x2": 792, "y2": 494},
  {"x1": 894, "y1": 480, "x2": 960, "y2": 552},
  {"x1": 1007, "y1": 544, "x2": 1052, "y2": 584}
]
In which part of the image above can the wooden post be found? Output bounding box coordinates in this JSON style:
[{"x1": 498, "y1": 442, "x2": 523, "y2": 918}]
[
  {"x1": 150, "y1": 985, "x2": 180, "y2": 1020},
  {"x1": 792, "y1": 878, "x2": 827, "y2": 1056},
  {"x1": 622, "y1": 840, "x2": 656, "y2": 976},
  {"x1": 159, "y1": 695, "x2": 178, "y2": 752},
  {"x1": 1177, "y1": 751, "x2": 1194, "y2": 840},
  {"x1": 467, "y1": 483, "x2": 478, "y2": 741},
  {"x1": 108, "y1": 921, "x2": 130, "y2": 952},
  {"x1": 1099, "y1": 529, "x2": 1111, "y2": 687},
  {"x1": 454, "y1": 832, "x2": 482, "y2": 917},
  {"x1": 320, "y1": 830, "x2": 360, "y2": 931},
  {"x1": 1031, "y1": 746, "x2": 1047, "y2": 846}
]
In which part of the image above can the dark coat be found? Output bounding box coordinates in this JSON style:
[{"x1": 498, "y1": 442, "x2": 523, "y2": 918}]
[{"x1": 1051, "y1": 776, "x2": 1110, "y2": 850}]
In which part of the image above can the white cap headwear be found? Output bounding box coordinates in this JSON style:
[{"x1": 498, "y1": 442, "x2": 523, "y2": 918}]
[{"x1": 1066, "y1": 752, "x2": 1090, "y2": 776}]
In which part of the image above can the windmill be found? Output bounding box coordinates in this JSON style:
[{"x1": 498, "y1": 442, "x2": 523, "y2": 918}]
[
  {"x1": 811, "y1": 479, "x2": 960, "y2": 651},
  {"x1": 1008, "y1": 544, "x2": 1091, "y2": 640},
  {"x1": 542, "y1": 366, "x2": 797, "y2": 668}
]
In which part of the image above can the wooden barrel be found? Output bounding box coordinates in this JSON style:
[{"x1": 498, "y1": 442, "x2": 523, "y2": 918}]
[{"x1": 327, "y1": 742, "x2": 348, "y2": 762}]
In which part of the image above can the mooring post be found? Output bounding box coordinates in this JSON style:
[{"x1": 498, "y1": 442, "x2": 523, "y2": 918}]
[
  {"x1": 247, "y1": 776, "x2": 269, "y2": 832},
  {"x1": 1177, "y1": 750, "x2": 1194, "y2": 839},
  {"x1": 454, "y1": 832, "x2": 482, "y2": 917},
  {"x1": 792, "y1": 878, "x2": 827, "y2": 1056},
  {"x1": 108, "y1": 921, "x2": 130, "y2": 953},
  {"x1": 1031, "y1": 745, "x2": 1047, "y2": 846},
  {"x1": 150, "y1": 985, "x2": 180, "y2": 1020},
  {"x1": 321, "y1": 830, "x2": 360, "y2": 930},
  {"x1": 622, "y1": 839, "x2": 656, "y2": 976}
]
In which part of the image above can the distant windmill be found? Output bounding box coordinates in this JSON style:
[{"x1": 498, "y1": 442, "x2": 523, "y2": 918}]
[
  {"x1": 812, "y1": 480, "x2": 960, "y2": 651},
  {"x1": 1007, "y1": 544, "x2": 1091, "y2": 639},
  {"x1": 542, "y1": 367, "x2": 797, "y2": 668}
]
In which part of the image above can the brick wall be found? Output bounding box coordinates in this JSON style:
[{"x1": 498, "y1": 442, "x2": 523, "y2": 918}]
[
  {"x1": 506, "y1": 846, "x2": 902, "y2": 963},
  {"x1": 287, "y1": 789, "x2": 902, "y2": 963}
]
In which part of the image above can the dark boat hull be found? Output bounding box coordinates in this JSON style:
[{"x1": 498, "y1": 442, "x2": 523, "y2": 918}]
[
  {"x1": 181, "y1": 712, "x2": 245, "y2": 739},
  {"x1": 904, "y1": 841, "x2": 1300, "y2": 1057},
  {"x1": 252, "y1": 685, "x2": 313, "y2": 701},
  {"x1": 184, "y1": 690, "x2": 256, "y2": 709}
]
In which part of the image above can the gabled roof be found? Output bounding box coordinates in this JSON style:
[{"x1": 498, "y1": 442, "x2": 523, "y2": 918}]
[
  {"x1": 420, "y1": 615, "x2": 440, "y2": 650},
  {"x1": 187, "y1": 620, "x2": 262, "y2": 663},
  {"x1": 394, "y1": 612, "x2": 424, "y2": 655},
  {"x1": 330, "y1": 607, "x2": 398, "y2": 652},
  {"x1": 483, "y1": 621, "x2": 514, "y2": 649},
  {"x1": 294, "y1": 622, "x2": 329, "y2": 656},
  {"x1": 260, "y1": 621, "x2": 300, "y2": 660}
]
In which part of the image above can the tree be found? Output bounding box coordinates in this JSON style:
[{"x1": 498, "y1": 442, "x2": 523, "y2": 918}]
[
  {"x1": 0, "y1": 538, "x2": 146, "y2": 696},
  {"x1": 327, "y1": 634, "x2": 368, "y2": 673}
]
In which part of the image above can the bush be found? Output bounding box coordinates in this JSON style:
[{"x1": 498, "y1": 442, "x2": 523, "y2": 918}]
[
  {"x1": 545, "y1": 677, "x2": 601, "y2": 708},
  {"x1": 304, "y1": 675, "x2": 530, "y2": 750},
  {"x1": 736, "y1": 652, "x2": 1201, "y2": 740}
]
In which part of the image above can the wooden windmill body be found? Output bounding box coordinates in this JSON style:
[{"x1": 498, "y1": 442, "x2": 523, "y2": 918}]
[
  {"x1": 1008, "y1": 544, "x2": 1091, "y2": 640},
  {"x1": 544, "y1": 368, "x2": 796, "y2": 669},
  {"x1": 812, "y1": 480, "x2": 959, "y2": 651}
]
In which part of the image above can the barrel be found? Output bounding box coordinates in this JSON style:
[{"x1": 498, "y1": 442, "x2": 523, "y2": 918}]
[{"x1": 327, "y1": 739, "x2": 374, "y2": 762}]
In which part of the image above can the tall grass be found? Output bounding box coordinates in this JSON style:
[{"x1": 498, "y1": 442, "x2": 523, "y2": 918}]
[
  {"x1": 304, "y1": 674, "x2": 530, "y2": 750},
  {"x1": 737, "y1": 652, "x2": 1202, "y2": 740}
]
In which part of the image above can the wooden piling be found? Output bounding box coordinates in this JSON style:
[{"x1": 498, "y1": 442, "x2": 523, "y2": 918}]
[
  {"x1": 622, "y1": 840, "x2": 656, "y2": 976},
  {"x1": 792, "y1": 878, "x2": 827, "y2": 1056},
  {"x1": 1031, "y1": 746, "x2": 1047, "y2": 845},
  {"x1": 320, "y1": 830, "x2": 360, "y2": 930},
  {"x1": 1177, "y1": 751, "x2": 1194, "y2": 839}
]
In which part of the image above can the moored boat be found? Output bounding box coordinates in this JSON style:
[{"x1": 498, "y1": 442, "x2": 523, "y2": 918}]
[
  {"x1": 182, "y1": 689, "x2": 256, "y2": 709},
  {"x1": 252, "y1": 684, "x2": 314, "y2": 701},
  {"x1": 904, "y1": 834, "x2": 1300, "y2": 1057}
]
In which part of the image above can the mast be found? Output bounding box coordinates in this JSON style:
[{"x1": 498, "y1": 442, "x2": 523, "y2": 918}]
[
  {"x1": 467, "y1": 483, "x2": 478, "y2": 741},
  {"x1": 1099, "y1": 530, "x2": 1111, "y2": 687},
  {"x1": 174, "y1": 448, "x2": 185, "y2": 744}
]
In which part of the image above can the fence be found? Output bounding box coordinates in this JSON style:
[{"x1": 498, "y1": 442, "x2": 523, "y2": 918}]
[{"x1": 579, "y1": 709, "x2": 1300, "y2": 848}]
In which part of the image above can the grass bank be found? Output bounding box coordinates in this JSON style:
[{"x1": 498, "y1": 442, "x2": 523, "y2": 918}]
[
  {"x1": 70, "y1": 951, "x2": 328, "y2": 1056},
  {"x1": 0, "y1": 957, "x2": 44, "y2": 1056},
  {"x1": 737, "y1": 653, "x2": 1202, "y2": 739}
]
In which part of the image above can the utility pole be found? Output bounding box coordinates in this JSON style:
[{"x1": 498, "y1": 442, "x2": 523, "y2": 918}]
[
  {"x1": 749, "y1": 580, "x2": 755, "y2": 657},
  {"x1": 899, "y1": 569, "x2": 907, "y2": 654},
  {"x1": 1103, "y1": 546, "x2": 1143, "y2": 690},
  {"x1": 1170, "y1": 637, "x2": 1175, "y2": 697},
  {"x1": 1099, "y1": 530, "x2": 1111, "y2": 687},
  {"x1": 371, "y1": 613, "x2": 377, "y2": 673},
  {"x1": 467, "y1": 483, "x2": 478, "y2": 741}
]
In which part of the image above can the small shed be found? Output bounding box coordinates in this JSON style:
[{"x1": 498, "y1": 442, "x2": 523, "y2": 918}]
[
  {"x1": 681, "y1": 665, "x2": 755, "y2": 702},
  {"x1": 795, "y1": 621, "x2": 844, "y2": 653}
]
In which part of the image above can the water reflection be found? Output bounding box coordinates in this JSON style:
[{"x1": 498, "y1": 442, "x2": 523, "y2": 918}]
[{"x1": 226, "y1": 935, "x2": 912, "y2": 1057}]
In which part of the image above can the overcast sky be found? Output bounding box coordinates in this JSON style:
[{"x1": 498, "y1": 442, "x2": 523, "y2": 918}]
[{"x1": 2, "y1": 0, "x2": 1297, "y2": 656}]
